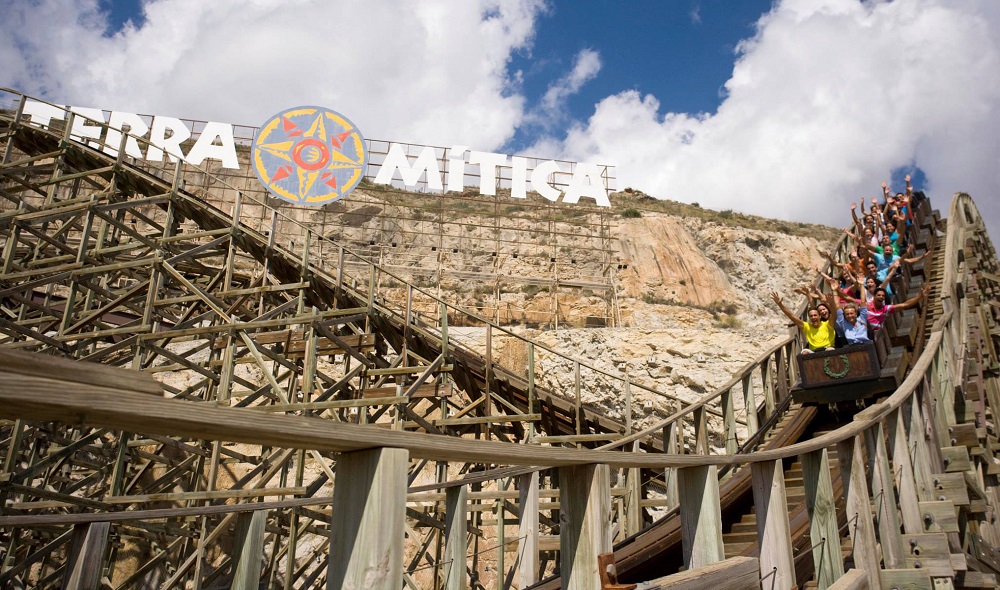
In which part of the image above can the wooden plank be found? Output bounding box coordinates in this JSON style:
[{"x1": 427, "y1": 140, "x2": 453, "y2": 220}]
[
  {"x1": 879, "y1": 569, "x2": 931, "y2": 590},
  {"x1": 443, "y1": 485, "x2": 467, "y2": 590},
  {"x1": 948, "y1": 423, "x2": 979, "y2": 447},
  {"x1": 751, "y1": 459, "x2": 796, "y2": 590},
  {"x1": 230, "y1": 510, "x2": 267, "y2": 590},
  {"x1": 517, "y1": 472, "x2": 539, "y2": 589},
  {"x1": 803, "y1": 448, "x2": 846, "y2": 589},
  {"x1": 866, "y1": 422, "x2": 905, "y2": 568},
  {"x1": 329, "y1": 447, "x2": 408, "y2": 590},
  {"x1": 939, "y1": 446, "x2": 972, "y2": 472},
  {"x1": 0, "y1": 347, "x2": 163, "y2": 397},
  {"x1": 931, "y1": 473, "x2": 970, "y2": 506},
  {"x1": 0, "y1": 362, "x2": 854, "y2": 469},
  {"x1": 837, "y1": 436, "x2": 882, "y2": 590},
  {"x1": 901, "y1": 533, "x2": 959, "y2": 577},
  {"x1": 828, "y1": 569, "x2": 869, "y2": 590},
  {"x1": 888, "y1": 408, "x2": 923, "y2": 534},
  {"x1": 61, "y1": 522, "x2": 110, "y2": 590},
  {"x1": 559, "y1": 463, "x2": 612, "y2": 590},
  {"x1": 678, "y1": 465, "x2": 724, "y2": 569},
  {"x1": 642, "y1": 556, "x2": 759, "y2": 590},
  {"x1": 363, "y1": 383, "x2": 453, "y2": 399},
  {"x1": 918, "y1": 501, "x2": 959, "y2": 533}
]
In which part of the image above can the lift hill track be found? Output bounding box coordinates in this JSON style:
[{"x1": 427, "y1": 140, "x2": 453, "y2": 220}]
[{"x1": 0, "y1": 91, "x2": 999, "y2": 590}]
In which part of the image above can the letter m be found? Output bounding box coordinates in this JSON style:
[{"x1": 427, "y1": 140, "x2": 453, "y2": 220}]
[{"x1": 372, "y1": 144, "x2": 443, "y2": 190}]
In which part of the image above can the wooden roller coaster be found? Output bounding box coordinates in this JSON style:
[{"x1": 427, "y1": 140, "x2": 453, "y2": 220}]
[{"x1": 1, "y1": 90, "x2": 999, "y2": 590}]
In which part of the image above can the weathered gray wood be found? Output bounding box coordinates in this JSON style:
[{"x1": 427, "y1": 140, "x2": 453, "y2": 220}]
[
  {"x1": 828, "y1": 569, "x2": 868, "y2": 590},
  {"x1": 887, "y1": 407, "x2": 922, "y2": 534},
  {"x1": 559, "y1": 463, "x2": 612, "y2": 590},
  {"x1": 517, "y1": 472, "x2": 539, "y2": 589},
  {"x1": 802, "y1": 448, "x2": 846, "y2": 589},
  {"x1": 678, "y1": 465, "x2": 724, "y2": 569},
  {"x1": 329, "y1": 447, "x2": 408, "y2": 590},
  {"x1": 625, "y1": 441, "x2": 642, "y2": 536},
  {"x1": 750, "y1": 460, "x2": 795, "y2": 590},
  {"x1": 230, "y1": 510, "x2": 267, "y2": 590},
  {"x1": 444, "y1": 485, "x2": 468, "y2": 590},
  {"x1": 837, "y1": 436, "x2": 882, "y2": 590},
  {"x1": 694, "y1": 406, "x2": 708, "y2": 454},
  {"x1": 643, "y1": 556, "x2": 759, "y2": 590},
  {"x1": 722, "y1": 386, "x2": 738, "y2": 454},
  {"x1": 866, "y1": 422, "x2": 905, "y2": 568},
  {"x1": 742, "y1": 375, "x2": 759, "y2": 437},
  {"x1": 61, "y1": 522, "x2": 110, "y2": 590},
  {"x1": 664, "y1": 422, "x2": 680, "y2": 509}
]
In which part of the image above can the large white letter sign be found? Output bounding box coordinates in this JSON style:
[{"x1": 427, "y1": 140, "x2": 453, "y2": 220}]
[
  {"x1": 22, "y1": 100, "x2": 66, "y2": 128},
  {"x1": 530, "y1": 160, "x2": 563, "y2": 202},
  {"x1": 102, "y1": 111, "x2": 149, "y2": 159},
  {"x1": 186, "y1": 121, "x2": 239, "y2": 169},
  {"x1": 510, "y1": 157, "x2": 528, "y2": 199},
  {"x1": 563, "y1": 163, "x2": 610, "y2": 207},
  {"x1": 146, "y1": 116, "x2": 192, "y2": 165},
  {"x1": 446, "y1": 145, "x2": 469, "y2": 192},
  {"x1": 468, "y1": 151, "x2": 508, "y2": 197},
  {"x1": 374, "y1": 144, "x2": 443, "y2": 190},
  {"x1": 69, "y1": 107, "x2": 106, "y2": 148}
]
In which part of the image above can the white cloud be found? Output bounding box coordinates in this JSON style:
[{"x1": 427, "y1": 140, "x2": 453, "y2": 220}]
[
  {"x1": 689, "y1": 4, "x2": 702, "y2": 25},
  {"x1": 525, "y1": 47, "x2": 601, "y2": 130},
  {"x1": 540, "y1": 0, "x2": 1000, "y2": 236},
  {"x1": 0, "y1": 0, "x2": 547, "y2": 150}
]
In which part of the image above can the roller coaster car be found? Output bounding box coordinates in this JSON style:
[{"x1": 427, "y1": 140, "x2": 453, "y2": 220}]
[{"x1": 791, "y1": 329, "x2": 906, "y2": 405}]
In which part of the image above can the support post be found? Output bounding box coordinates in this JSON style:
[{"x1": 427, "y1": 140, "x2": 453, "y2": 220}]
[
  {"x1": 559, "y1": 463, "x2": 612, "y2": 590},
  {"x1": 444, "y1": 485, "x2": 468, "y2": 590},
  {"x1": 62, "y1": 522, "x2": 111, "y2": 590},
  {"x1": 836, "y1": 435, "x2": 882, "y2": 590},
  {"x1": 664, "y1": 422, "x2": 680, "y2": 509},
  {"x1": 329, "y1": 447, "x2": 408, "y2": 590},
  {"x1": 751, "y1": 460, "x2": 796, "y2": 590},
  {"x1": 866, "y1": 423, "x2": 905, "y2": 568},
  {"x1": 625, "y1": 441, "x2": 642, "y2": 536},
  {"x1": 802, "y1": 448, "x2": 846, "y2": 590},
  {"x1": 887, "y1": 407, "x2": 922, "y2": 534},
  {"x1": 231, "y1": 510, "x2": 268, "y2": 590},
  {"x1": 517, "y1": 472, "x2": 539, "y2": 589},
  {"x1": 678, "y1": 465, "x2": 724, "y2": 569}
]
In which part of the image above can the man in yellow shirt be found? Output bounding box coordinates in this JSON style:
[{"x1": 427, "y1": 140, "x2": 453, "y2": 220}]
[{"x1": 771, "y1": 291, "x2": 836, "y2": 354}]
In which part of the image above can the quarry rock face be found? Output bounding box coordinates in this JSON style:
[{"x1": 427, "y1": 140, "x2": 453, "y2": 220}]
[{"x1": 617, "y1": 215, "x2": 735, "y2": 307}]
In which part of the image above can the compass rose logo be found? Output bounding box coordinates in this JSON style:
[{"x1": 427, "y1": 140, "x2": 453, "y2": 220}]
[{"x1": 251, "y1": 106, "x2": 368, "y2": 206}]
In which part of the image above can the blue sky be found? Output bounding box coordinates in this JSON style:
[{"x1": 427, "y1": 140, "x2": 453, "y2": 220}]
[
  {"x1": 1, "y1": 0, "x2": 998, "y2": 235},
  {"x1": 508, "y1": 1, "x2": 773, "y2": 148}
]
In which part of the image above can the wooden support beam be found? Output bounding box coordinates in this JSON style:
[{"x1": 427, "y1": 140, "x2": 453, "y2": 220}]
[
  {"x1": 827, "y1": 569, "x2": 868, "y2": 590},
  {"x1": 678, "y1": 464, "x2": 724, "y2": 569},
  {"x1": 837, "y1": 436, "x2": 882, "y2": 590},
  {"x1": 443, "y1": 485, "x2": 467, "y2": 590},
  {"x1": 802, "y1": 448, "x2": 846, "y2": 590},
  {"x1": 642, "y1": 556, "x2": 760, "y2": 590},
  {"x1": 751, "y1": 459, "x2": 796, "y2": 590},
  {"x1": 61, "y1": 522, "x2": 110, "y2": 590},
  {"x1": 559, "y1": 463, "x2": 612, "y2": 590},
  {"x1": 624, "y1": 441, "x2": 642, "y2": 537},
  {"x1": 888, "y1": 407, "x2": 923, "y2": 534},
  {"x1": 230, "y1": 510, "x2": 267, "y2": 590},
  {"x1": 866, "y1": 422, "x2": 905, "y2": 568},
  {"x1": 328, "y1": 447, "x2": 408, "y2": 590},
  {"x1": 517, "y1": 471, "x2": 539, "y2": 590}
]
